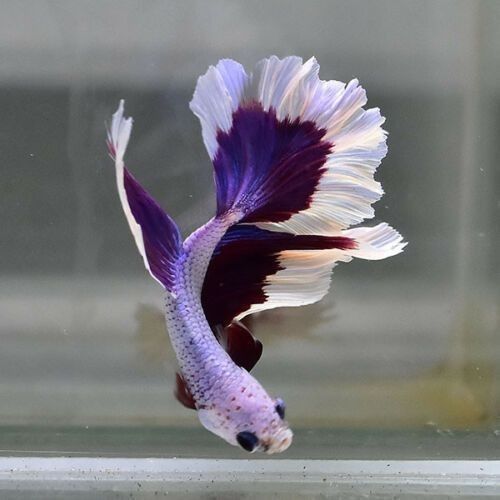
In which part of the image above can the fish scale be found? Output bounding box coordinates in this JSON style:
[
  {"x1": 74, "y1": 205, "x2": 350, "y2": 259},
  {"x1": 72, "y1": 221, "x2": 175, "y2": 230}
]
[
  {"x1": 107, "y1": 56, "x2": 405, "y2": 453},
  {"x1": 166, "y1": 217, "x2": 238, "y2": 401}
]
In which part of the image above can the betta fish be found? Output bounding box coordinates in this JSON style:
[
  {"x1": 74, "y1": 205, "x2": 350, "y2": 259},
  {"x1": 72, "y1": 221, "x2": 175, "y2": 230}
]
[{"x1": 107, "y1": 56, "x2": 405, "y2": 454}]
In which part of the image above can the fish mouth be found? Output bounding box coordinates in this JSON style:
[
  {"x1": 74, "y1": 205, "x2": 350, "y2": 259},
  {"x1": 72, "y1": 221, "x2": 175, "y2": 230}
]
[{"x1": 260, "y1": 428, "x2": 293, "y2": 454}]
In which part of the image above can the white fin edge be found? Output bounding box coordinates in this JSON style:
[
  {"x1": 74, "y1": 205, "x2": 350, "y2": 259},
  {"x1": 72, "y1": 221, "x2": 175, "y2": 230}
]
[
  {"x1": 189, "y1": 60, "x2": 249, "y2": 159},
  {"x1": 235, "y1": 223, "x2": 405, "y2": 320},
  {"x1": 236, "y1": 249, "x2": 352, "y2": 320},
  {"x1": 343, "y1": 223, "x2": 407, "y2": 260},
  {"x1": 107, "y1": 100, "x2": 152, "y2": 277}
]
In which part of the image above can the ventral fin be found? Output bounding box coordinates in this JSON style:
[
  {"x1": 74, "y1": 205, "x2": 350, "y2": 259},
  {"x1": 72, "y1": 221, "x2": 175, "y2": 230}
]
[
  {"x1": 174, "y1": 372, "x2": 196, "y2": 410},
  {"x1": 214, "y1": 321, "x2": 263, "y2": 372}
]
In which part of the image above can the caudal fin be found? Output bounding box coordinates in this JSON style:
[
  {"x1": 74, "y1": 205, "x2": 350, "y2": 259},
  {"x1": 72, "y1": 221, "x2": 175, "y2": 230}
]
[
  {"x1": 190, "y1": 56, "x2": 386, "y2": 232},
  {"x1": 191, "y1": 57, "x2": 406, "y2": 327}
]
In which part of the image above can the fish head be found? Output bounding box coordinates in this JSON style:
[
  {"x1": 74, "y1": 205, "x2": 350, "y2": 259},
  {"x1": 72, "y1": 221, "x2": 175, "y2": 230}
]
[{"x1": 197, "y1": 374, "x2": 293, "y2": 454}]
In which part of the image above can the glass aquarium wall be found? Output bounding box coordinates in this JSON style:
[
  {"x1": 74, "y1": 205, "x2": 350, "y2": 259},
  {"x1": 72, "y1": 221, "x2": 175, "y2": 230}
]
[{"x1": 0, "y1": 0, "x2": 498, "y2": 457}]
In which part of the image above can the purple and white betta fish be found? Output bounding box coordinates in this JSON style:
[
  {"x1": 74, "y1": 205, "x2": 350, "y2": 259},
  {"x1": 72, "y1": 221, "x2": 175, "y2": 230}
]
[{"x1": 107, "y1": 56, "x2": 405, "y2": 454}]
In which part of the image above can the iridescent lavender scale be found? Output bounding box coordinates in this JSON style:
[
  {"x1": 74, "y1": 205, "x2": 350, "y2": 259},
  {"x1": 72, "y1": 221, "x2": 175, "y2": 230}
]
[
  {"x1": 108, "y1": 55, "x2": 406, "y2": 454},
  {"x1": 164, "y1": 215, "x2": 292, "y2": 452},
  {"x1": 159, "y1": 104, "x2": 335, "y2": 451}
]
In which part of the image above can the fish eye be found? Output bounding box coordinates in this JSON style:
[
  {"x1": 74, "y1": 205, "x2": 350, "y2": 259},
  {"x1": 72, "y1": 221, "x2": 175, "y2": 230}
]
[
  {"x1": 275, "y1": 398, "x2": 286, "y2": 419},
  {"x1": 236, "y1": 431, "x2": 259, "y2": 452}
]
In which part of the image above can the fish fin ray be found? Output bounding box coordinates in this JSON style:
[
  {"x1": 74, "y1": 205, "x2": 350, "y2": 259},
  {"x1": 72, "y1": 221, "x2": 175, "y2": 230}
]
[
  {"x1": 342, "y1": 222, "x2": 406, "y2": 260},
  {"x1": 191, "y1": 57, "x2": 388, "y2": 232},
  {"x1": 108, "y1": 101, "x2": 182, "y2": 291},
  {"x1": 202, "y1": 223, "x2": 405, "y2": 324},
  {"x1": 201, "y1": 225, "x2": 356, "y2": 326}
]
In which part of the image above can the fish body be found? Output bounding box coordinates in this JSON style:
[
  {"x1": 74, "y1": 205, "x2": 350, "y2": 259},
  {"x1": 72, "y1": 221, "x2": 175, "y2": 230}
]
[
  {"x1": 165, "y1": 216, "x2": 291, "y2": 453},
  {"x1": 107, "y1": 56, "x2": 406, "y2": 453}
]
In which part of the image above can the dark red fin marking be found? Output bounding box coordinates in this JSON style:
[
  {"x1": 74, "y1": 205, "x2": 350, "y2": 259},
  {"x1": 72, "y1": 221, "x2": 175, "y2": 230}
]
[
  {"x1": 214, "y1": 321, "x2": 263, "y2": 372},
  {"x1": 202, "y1": 225, "x2": 356, "y2": 328},
  {"x1": 174, "y1": 372, "x2": 196, "y2": 410}
]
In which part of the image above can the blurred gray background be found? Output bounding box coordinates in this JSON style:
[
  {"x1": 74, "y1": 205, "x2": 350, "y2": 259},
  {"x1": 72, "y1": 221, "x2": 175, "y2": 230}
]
[{"x1": 0, "y1": 0, "x2": 498, "y2": 442}]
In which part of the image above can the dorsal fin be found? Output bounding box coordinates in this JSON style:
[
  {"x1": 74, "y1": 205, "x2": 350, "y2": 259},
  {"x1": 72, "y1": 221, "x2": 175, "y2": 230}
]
[{"x1": 108, "y1": 101, "x2": 182, "y2": 291}]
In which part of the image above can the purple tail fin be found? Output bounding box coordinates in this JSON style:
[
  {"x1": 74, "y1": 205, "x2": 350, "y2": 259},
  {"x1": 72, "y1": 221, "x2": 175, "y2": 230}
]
[
  {"x1": 213, "y1": 103, "x2": 332, "y2": 223},
  {"x1": 190, "y1": 57, "x2": 395, "y2": 235}
]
